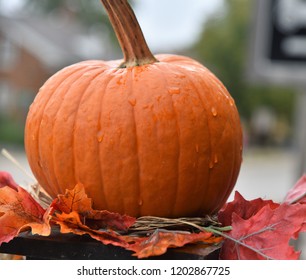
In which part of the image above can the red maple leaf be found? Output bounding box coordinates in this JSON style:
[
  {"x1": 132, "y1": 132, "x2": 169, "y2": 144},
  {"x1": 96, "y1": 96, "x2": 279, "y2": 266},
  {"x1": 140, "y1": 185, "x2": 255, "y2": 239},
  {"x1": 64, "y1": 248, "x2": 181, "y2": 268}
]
[
  {"x1": 284, "y1": 175, "x2": 306, "y2": 204},
  {"x1": 284, "y1": 175, "x2": 306, "y2": 235},
  {"x1": 0, "y1": 171, "x2": 19, "y2": 190},
  {"x1": 218, "y1": 191, "x2": 279, "y2": 226},
  {"x1": 220, "y1": 202, "x2": 306, "y2": 260}
]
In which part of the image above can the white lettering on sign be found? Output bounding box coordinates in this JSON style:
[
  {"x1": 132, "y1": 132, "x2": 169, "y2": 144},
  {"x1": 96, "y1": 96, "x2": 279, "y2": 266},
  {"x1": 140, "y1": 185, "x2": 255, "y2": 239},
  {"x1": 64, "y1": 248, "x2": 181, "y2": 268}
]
[
  {"x1": 282, "y1": 36, "x2": 306, "y2": 56},
  {"x1": 276, "y1": 0, "x2": 306, "y2": 33}
]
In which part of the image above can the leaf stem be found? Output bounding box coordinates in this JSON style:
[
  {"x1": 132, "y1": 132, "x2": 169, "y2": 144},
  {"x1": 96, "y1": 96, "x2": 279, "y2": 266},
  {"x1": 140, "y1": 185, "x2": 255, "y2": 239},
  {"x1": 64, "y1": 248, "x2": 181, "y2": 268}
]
[
  {"x1": 169, "y1": 218, "x2": 274, "y2": 260},
  {"x1": 210, "y1": 225, "x2": 232, "y2": 232},
  {"x1": 202, "y1": 226, "x2": 274, "y2": 260}
]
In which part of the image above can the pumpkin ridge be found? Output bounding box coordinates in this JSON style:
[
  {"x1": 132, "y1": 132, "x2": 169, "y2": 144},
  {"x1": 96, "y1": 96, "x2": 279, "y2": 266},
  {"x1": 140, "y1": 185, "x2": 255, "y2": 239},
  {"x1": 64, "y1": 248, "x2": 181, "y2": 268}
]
[
  {"x1": 214, "y1": 119, "x2": 236, "y2": 212},
  {"x1": 169, "y1": 85, "x2": 181, "y2": 217},
  {"x1": 50, "y1": 68, "x2": 103, "y2": 195},
  {"x1": 181, "y1": 70, "x2": 213, "y2": 213},
  {"x1": 96, "y1": 71, "x2": 118, "y2": 210},
  {"x1": 157, "y1": 63, "x2": 181, "y2": 217},
  {"x1": 156, "y1": 62, "x2": 208, "y2": 216},
  {"x1": 36, "y1": 67, "x2": 90, "y2": 196},
  {"x1": 183, "y1": 66, "x2": 210, "y2": 208},
  {"x1": 72, "y1": 70, "x2": 108, "y2": 196},
  {"x1": 197, "y1": 71, "x2": 241, "y2": 213},
  {"x1": 173, "y1": 65, "x2": 202, "y2": 198},
  {"x1": 196, "y1": 72, "x2": 225, "y2": 212},
  {"x1": 128, "y1": 67, "x2": 141, "y2": 216},
  {"x1": 215, "y1": 108, "x2": 242, "y2": 212}
]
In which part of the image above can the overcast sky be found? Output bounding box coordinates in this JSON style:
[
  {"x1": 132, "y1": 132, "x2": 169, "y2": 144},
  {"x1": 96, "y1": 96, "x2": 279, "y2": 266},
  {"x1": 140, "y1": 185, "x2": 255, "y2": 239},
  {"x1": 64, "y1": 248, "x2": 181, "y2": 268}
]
[
  {"x1": 134, "y1": 0, "x2": 223, "y2": 51},
  {"x1": 0, "y1": 0, "x2": 223, "y2": 51}
]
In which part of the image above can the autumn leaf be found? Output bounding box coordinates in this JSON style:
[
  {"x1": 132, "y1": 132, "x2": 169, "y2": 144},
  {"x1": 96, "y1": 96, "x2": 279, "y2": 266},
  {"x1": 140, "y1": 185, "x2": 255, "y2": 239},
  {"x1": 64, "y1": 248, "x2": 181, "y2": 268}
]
[
  {"x1": 85, "y1": 210, "x2": 136, "y2": 232},
  {"x1": 21, "y1": 206, "x2": 53, "y2": 236},
  {"x1": 2, "y1": 172, "x2": 306, "y2": 260},
  {"x1": 174, "y1": 242, "x2": 222, "y2": 258},
  {"x1": 54, "y1": 211, "x2": 130, "y2": 248},
  {"x1": 54, "y1": 184, "x2": 135, "y2": 231},
  {"x1": 218, "y1": 191, "x2": 279, "y2": 226},
  {"x1": 0, "y1": 186, "x2": 51, "y2": 245},
  {"x1": 0, "y1": 171, "x2": 19, "y2": 190},
  {"x1": 54, "y1": 183, "x2": 92, "y2": 214},
  {"x1": 220, "y1": 202, "x2": 306, "y2": 260},
  {"x1": 128, "y1": 230, "x2": 223, "y2": 258},
  {"x1": 284, "y1": 175, "x2": 306, "y2": 204},
  {"x1": 54, "y1": 195, "x2": 223, "y2": 259},
  {"x1": 53, "y1": 211, "x2": 223, "y2": 258},
  {"x1": 284, "y1": 175, "x2": 306, "y2": 234}
]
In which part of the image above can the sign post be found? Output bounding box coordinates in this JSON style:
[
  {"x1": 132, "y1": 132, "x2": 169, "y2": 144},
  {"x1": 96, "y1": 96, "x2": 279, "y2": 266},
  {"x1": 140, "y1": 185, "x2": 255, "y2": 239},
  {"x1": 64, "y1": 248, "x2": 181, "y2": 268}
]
[
  {"x1": 250, "y1": 0, "x2": 306, "y2": 259},
  {"x1": 250, "y1": 0, "x2": 306, "y2": 176}
]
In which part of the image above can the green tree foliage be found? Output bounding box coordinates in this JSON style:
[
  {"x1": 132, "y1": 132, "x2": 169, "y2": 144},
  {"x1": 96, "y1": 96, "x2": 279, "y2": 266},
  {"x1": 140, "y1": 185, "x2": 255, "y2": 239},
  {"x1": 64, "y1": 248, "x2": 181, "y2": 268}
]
[{"x1": 192, "y1": 0, "x2": 295, "y2": 121}]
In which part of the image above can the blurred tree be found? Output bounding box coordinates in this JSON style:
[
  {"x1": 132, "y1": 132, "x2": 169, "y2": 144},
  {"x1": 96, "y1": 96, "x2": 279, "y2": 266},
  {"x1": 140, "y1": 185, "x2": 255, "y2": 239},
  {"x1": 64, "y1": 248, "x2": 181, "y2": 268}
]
[
  {"x1": 24, "y1": 0, "x2": 109, "y2": 26},
  {"x1": 192, "y1": 0, "x2": 295, "y2": 123},
  {"x1": 23, "y1": 0, "x2": 134, "y2": 52}
]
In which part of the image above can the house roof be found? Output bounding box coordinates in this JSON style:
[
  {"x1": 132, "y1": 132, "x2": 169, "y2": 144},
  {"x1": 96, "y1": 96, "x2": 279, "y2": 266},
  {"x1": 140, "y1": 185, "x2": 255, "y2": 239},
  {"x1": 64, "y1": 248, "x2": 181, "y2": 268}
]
[{"x1": 0, "y1": 13, "x2": 112, "y2": 70}]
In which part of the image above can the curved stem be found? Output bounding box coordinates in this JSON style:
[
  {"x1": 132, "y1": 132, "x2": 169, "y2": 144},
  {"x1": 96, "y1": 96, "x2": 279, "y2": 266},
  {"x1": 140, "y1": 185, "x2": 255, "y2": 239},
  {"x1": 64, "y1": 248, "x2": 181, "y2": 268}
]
[{"x1": 101, "y1": 0, "x2": 158, "y2": 68}]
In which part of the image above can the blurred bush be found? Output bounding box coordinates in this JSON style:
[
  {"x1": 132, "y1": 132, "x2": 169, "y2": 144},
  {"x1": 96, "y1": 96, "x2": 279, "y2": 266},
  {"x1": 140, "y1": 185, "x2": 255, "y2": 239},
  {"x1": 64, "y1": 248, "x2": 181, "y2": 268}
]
[
  {"x1": 192, "y1": 0, "x2": 295, "y2": 147},
  {"x1": 0, "y1": 115, "x2": 24, "y2": 145}
]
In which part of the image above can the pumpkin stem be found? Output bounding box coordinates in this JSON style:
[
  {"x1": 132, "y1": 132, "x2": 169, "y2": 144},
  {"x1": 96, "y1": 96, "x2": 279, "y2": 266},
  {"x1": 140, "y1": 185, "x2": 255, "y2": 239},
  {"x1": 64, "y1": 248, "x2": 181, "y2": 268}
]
[{"x1": 101, "y1": 0, "x2": 158, "y2": 68}]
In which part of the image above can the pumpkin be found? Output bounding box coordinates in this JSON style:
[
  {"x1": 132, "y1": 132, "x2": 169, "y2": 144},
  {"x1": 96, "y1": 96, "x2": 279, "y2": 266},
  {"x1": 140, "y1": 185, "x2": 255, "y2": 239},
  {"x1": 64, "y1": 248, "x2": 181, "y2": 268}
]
[{"x1": 24, "y1": 0, "x2": 243, "y2": 218}]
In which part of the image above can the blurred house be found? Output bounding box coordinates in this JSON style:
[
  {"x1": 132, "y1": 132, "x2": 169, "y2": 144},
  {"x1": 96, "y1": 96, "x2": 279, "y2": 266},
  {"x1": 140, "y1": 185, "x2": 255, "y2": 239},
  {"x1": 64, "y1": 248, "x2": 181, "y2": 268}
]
[{"x1": 0, "y1": 13, "x2": 113, "y2": 123}]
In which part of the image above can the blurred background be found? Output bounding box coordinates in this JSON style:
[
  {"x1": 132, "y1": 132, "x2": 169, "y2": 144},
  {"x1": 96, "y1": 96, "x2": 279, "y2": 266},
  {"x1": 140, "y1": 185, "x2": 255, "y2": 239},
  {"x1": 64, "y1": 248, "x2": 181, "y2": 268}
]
[{"x1": 0, "y1": 0, "x2": 305, "y2": 258}]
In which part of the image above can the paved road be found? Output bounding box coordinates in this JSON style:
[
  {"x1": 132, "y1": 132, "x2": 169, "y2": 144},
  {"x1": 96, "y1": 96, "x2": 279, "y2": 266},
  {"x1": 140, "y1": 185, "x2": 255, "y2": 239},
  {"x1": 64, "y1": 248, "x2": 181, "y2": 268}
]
[
  {"x1": 0, "y1": 144, "x2": 305, "y2": 259},
  {"x1": 234, "y1": 147, "x2": 298, "y2": 202}
]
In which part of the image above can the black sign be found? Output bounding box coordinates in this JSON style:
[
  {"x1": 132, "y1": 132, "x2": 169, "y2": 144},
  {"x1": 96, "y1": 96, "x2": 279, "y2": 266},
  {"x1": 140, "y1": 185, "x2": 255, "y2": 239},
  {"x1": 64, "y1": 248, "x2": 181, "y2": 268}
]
[
  {"x1": 250, "y1": 0, "x2": 306, "y2": 85},
  {"x1": 269, "y1": 0, "x2": 306, "y2": 63}
]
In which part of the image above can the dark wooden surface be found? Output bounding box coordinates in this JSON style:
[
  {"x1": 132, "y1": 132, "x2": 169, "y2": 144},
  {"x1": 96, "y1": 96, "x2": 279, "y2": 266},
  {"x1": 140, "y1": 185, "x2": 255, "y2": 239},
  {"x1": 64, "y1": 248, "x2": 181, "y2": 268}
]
[{"x1": 0, "y1": 229, "x2": 220, "y2": 260}]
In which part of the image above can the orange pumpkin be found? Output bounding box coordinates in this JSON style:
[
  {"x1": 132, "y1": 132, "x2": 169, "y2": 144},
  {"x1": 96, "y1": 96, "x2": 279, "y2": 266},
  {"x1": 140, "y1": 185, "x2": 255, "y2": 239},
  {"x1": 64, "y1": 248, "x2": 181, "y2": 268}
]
[{"x1": 24, "y1": 0, "x2": 243, "y2": 217}]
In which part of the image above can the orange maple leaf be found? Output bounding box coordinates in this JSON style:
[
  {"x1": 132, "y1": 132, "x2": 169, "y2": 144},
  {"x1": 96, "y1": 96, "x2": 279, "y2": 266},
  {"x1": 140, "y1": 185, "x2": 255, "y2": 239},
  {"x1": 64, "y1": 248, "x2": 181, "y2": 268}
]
[
  {"x1": 128, "y1": 230, "x2": 223, "y2": 258},
  {"x1": 54, "y1": 211, "x2": 130, "y2": 248},
  {"x1": 55, "y1": 183, "x2": 92, "y2": 214},
  {"x1": 54, "y1": 184, "x2": 136, "y2": 231},
  {"x1": 0, "y1": 186, "x2": 51, "y2": 244}
]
